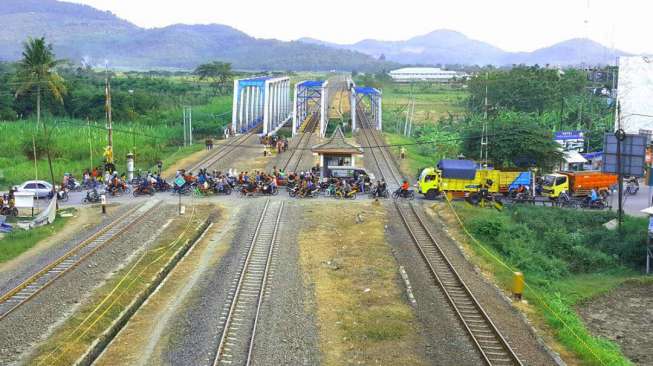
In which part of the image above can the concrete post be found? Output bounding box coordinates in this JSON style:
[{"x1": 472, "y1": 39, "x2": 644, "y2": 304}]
[
  {"x1": 244, "y1": 87, "x2": 250, "y2": 130},
  {"x1": 232, "y1": 79, "x2": 239, "y2": 133},
  {"x1": 351, "y1": 93, "x2": 357, "y2": 131},
  {"x1": 320, "y1": 81, "x2": 328, "y2": 137},
  {"x1": 238, "y1": 87, "x2": 246, "y2": 133},
  {"x1": 263, "y1": 82, "x2": 270, "y2": 135},
  {"x1": 293, "y1": 83, "x2": 299, "y2": 136},
  {"x1": 275, "y1": 82, "x2": 281, "y2": 127},
  {"x1": 285, "y1": 80, "x2": 290, "y2": 119},
  {"x1": 377, "y1": 93, "x2": 383, "y2": 130}
]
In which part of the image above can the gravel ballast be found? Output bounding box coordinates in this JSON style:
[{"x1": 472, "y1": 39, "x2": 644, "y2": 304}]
[
  {"x1": 249, "y1": 201, "x2": 320, "y2": 366},
  {"x1": 0, "y1": 203, "x2": 177, "y2": 365}
]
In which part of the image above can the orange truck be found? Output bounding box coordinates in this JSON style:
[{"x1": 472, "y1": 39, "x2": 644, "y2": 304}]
[{"x1": 542, "y1": 171, "x2": 618, "y2": 198}]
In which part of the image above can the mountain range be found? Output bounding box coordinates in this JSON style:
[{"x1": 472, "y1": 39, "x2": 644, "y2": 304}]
[
  {"x1": 298, "y1": 30, "x2": 627, "y2": 67},
  {"x1": 0, "y1": 0, "x2": 629, "y2": 71},
  {"x1": 0, "y1": 0, "x2": 395, "y2": 71}
]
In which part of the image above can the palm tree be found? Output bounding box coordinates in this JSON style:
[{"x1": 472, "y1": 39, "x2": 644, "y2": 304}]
[{"x1": 14, "y1": 37, "x2": 67, "y2": 193}]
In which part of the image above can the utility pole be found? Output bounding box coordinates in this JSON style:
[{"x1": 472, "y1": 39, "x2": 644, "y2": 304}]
[
  {"x1": 480, "y1": 72, "x2": 489, "y2": 168},
  {"x1": 183, "y1": 107, "x2": 187, "y2": 147},
  {"x1": 182, "y1": 106, "x2": 193, "y2": 146},
  {"x1": 616, "y1": 103, "x2": 624, "y2": 230},
  {"x1": 105, "y1": 66, "x2": 113, "y2": 152},
  {"x1": 189, "y1": 106, "x2": 193, "y2": 145}
]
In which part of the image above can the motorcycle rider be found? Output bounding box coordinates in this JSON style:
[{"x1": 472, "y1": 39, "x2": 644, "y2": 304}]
[{"x1": 400, "y1": 180, "x2": 410, "y2": 197}]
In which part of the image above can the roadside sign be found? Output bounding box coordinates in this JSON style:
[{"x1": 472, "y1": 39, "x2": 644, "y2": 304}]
[
  {"x1": 555, "y1": 130, "x2": 585, "y2": 152},
  {"x1": 175, "y1": 177, "x2": 186, "y2": 187},
  {"x1": 602, "y1": 133, "x2": 647, "y2": 177},
  {"x1": 13, "y1": 192, "x2": 35, "y2": 209}
]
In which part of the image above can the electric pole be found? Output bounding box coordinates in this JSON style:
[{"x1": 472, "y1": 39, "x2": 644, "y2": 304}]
[
  {"x1": 480, "y1": 72, "x2": 489, "y2": 168},
  {"x1": 105, "y1": 66, "x2": 113, "y2": 150}
]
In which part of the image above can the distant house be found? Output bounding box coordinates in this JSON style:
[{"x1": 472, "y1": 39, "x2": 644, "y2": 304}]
[{"x1": 388, "y1": 67, "x2": 468, "y2": 83}]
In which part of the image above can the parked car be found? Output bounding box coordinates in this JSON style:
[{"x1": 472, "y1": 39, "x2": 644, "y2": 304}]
[{"x1": 13, "y1": 180, "x2": 54, "y2": 199}]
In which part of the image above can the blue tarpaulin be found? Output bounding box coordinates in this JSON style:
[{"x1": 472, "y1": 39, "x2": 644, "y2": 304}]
[{"x1": 437, "y1": 160, "x2": 477, "y2": 179}]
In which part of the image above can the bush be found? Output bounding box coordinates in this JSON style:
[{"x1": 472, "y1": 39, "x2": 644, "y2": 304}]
[{"x1": 461, "y1": 205, "x2": 645, "y2": 279}]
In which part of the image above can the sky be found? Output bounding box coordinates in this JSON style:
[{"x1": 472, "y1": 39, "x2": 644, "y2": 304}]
[{"x1": 66, "y1": 0, "x2": 653, "y2": 54}]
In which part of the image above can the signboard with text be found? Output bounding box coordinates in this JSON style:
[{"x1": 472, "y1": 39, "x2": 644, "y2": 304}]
[{"x1": 555, "y1": 130, "x2": 585, "y2": 152}]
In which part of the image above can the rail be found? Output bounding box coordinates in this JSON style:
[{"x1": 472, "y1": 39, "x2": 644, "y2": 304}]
[
  {"x1": 0, "y1": 200, "x2": 161, "y2": 321},
  {"x1": 212, "y1": 199, "x2": 284, "y2": 366}
]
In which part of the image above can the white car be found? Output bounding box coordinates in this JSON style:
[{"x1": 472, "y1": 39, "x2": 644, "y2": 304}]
[{"x1": 14, "y1": 180, "x2": 54, "y2": 199}]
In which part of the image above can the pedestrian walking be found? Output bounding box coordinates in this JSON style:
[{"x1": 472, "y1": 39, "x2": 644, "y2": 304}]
[{"x1": 400, "y1": 147, "x2": 406, "y2": 160}]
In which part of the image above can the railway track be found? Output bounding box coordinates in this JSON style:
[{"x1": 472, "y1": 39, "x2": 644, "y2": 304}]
[
  {"x1": 212, "y1": 199, "x2": 284, "y2": 366},
  {"x1": 395, "y1": 203, "x2": 522, "y2": 365},
  {"x1": 281, "y1": 113, "x2": 318, "y2": 173},
  {"x1": 356, "y1": 108, "x2": 522, "y2": 365},
  {"x1": 356, "y1": 108, "x2": 403, "y2": 188},
  {"x1": 0, "y1": 200, "x2": 161, "y2": 321},
  {"x1": 188, "y1": 132, "x2": 253, "y2": 173}
]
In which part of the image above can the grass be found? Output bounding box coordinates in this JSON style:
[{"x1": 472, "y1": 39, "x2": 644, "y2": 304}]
[
  {"x1": 0, "y1": 94, "x2": 233, "y2": 190},
  {"x1": 0, "y1": 211, "x2": 72, "y2": 263},
  {"x1": 28, "y1": 206, "x2": 210, "y2": 366},
  {"x1": 382, "y1": 82, "x2": 468, "y2": 128},
  {"x1": 384, "y1": 132, "x2": 435, "y2": 179},
  {"x1": 298, "y1": 202, "x2": 426, "y2": 366},
  {"x1": 436, "y1": 203, "x2": 642, "y2": 365}
]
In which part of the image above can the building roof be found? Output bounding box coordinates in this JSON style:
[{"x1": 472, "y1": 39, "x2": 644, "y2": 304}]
[
  {"x1": 389, "y1": 67, "x2": 459, "y2": 75},
  {"x1": 563, "y1": 150, "x2": 588, "y2": 164},
  {"x1": 312, "y1": 127, "x2": 363, "y2": 155}
]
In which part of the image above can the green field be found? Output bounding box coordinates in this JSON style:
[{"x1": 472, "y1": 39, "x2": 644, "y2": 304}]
[
  {"x1": 382, "y1": 82, "x2": 467, "y2": 128},
  {"x1": 0, "y1": 95, "x2": 232, "y2": 189}
]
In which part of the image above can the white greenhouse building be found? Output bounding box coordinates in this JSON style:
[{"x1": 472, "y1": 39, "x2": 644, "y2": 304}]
[{"x1": 388, "y1": 67, "x2": 468, "y2": 83}]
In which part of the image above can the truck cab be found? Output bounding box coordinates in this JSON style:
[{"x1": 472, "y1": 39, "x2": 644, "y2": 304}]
[
  {"x1": 542, "y1": 173, "x2": 568, "y2": 198},
  {"x1": 418, "y1": 167, "x2": 441, "y2": 200}
]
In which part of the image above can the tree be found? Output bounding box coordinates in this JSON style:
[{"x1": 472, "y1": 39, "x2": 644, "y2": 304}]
[
  {"x1": 14, "y1": 37, "x2": 67, "y2": 191},
  {"x1": 461, "y1": 112, "x2": 563, "y2": 171},
  {"x1": 194, "y1": 61, "x2": 233, "y2": 95},
  {"x1": 467, "y1": 66, "x2": 585, "y2": 116}
]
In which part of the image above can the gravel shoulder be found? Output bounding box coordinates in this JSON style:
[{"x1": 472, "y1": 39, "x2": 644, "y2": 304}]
[
  {"x1": 0, "y1": 203, "x2": 176, "y2": 365},
  {"x1": 297, "y1": 200, "x2": 428, "y2": 365},
  {"x1": 94, "y1": 205, "x2": 230, "y2": 366},
  {"x1": 578, "y1": 280, "x2": 653, "y2": 365}
]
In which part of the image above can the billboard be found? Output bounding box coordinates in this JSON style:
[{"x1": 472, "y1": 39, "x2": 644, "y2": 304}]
[
  {"x1": 554, "y1": 130, "x2": 585, "y2": 152},
  {"x1": 617, "y1": 56, "x2": 653, "y2": 134},
  {"x1": 602, "y1": 133, "x2": 647, "y2": 177}
]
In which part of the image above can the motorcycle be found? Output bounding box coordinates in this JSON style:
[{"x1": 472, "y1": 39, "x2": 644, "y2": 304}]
[
  {"x1": 392, "y1": 189, "x2": 415, "y2": 200},
  {"x1": 370, "y1": 186, "x2": 389, "y2": 199},
  {"x1": 0, "y1": 205, "x2": 18, "y2": 217},
  {"x1": 212, "y1": 183, "x2": 233, "y2": 196},
  {"x1": 336, "y1": 187, "x2": 358, "y2": 200},
  {"x1": 240, "y1": 183, "x2": 259, "y2": 197},
  {"x1": 258, "y1": 184, "x2": 279, "y2": 196},
  {"x1": 57, "y1": 187, "x2": 70, "y2": 202},
  {"x1": 133, "y1": 185, "x2": 155, "y2": 197},
  {"x1": 626, "y1": 178, "x2": 639, "y2": 196},
  {"x1": 580, "y1": 196, "x2": 607, "y2": 210},
  {"x1": 65, "y1": 178, "x2": 82, "y2": 192},
  {"x1": 83, "y1": 189, "x2": 103, "y2": 204}
]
